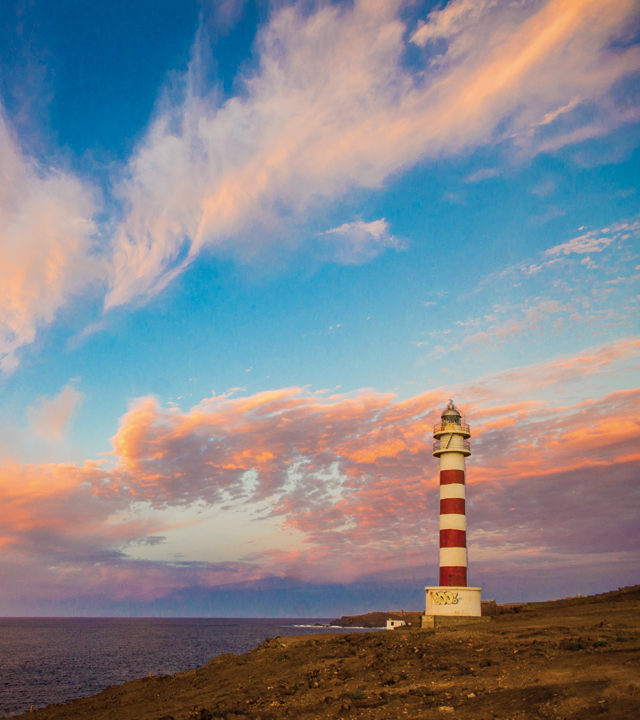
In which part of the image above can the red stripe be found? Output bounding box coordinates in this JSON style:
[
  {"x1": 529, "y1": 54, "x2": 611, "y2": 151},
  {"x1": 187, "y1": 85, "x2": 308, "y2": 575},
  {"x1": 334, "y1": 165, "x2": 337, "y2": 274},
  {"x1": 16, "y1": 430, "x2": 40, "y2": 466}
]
[
  {"x1": 440, "y1": 529, "x2": 466, "y2": 548},
  {"x1": 440, "y1": 469, "x2": 465, "y2": 485},
  {"x1": 440, "y1": 498, "x2": 465, "y2": 515},
  {"x1": 439, "y1": 566, "x2": 467, "y2": 587}
]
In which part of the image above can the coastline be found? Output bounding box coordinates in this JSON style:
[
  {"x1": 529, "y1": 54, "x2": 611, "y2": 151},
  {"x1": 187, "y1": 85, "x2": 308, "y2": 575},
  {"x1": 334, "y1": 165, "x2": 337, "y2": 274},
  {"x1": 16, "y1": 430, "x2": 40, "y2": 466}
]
[{"x1": 7, "y1": 586, "x2": 640, "y2": 720}]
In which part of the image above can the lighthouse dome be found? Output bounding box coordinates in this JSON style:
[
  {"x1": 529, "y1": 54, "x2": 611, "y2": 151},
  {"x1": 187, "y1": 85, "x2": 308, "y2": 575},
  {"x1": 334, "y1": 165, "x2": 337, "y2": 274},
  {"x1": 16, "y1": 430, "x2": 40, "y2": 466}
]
[{"x1": 441, "y1": 400, "x2": 462, "y2": 425}]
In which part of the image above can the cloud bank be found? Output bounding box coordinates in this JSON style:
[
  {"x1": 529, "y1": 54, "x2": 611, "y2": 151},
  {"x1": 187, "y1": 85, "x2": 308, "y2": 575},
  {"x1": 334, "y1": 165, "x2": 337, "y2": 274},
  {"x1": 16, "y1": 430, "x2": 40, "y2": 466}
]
[{"x1": 0, "y1": 339, "x2": 637, "y2": 611}]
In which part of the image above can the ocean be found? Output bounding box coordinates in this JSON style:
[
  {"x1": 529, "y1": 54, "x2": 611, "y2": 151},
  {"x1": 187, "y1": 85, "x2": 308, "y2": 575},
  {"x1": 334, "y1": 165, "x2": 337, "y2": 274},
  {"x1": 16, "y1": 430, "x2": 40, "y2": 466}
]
[{"x1": 0, "y1": 618, "x2": 379, "y2": 717}]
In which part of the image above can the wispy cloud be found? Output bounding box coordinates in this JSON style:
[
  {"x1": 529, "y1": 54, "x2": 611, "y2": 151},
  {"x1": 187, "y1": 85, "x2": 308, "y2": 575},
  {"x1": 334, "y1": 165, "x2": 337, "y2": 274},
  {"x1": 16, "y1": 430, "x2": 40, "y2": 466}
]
[
  {"x1": 531, "y1": 177, "x2": 556, "y2": 196},
  {"x1": 0, "y1": 118, "x2": 101, "y2": 372},
  {"x1": 26, "y1": 384, "x2": 85, "y2": 443},
  {"x1": 317, "y1": 219, "x2": 404, "y2": 265},
  {"x1": 544, "y1": 221, "x2": 640, "y2": 257},
  {"x1": 536, "y1": 96, "x2": 582, "y2": 126},
  {"x1": 104, "y1": 0, "x2": 640, "y2": 309},
  {"x1": 425, "y1": 217, "x2": 640, "y2": 357},
  {"x1": 464, "y1": 168, "x2": 500, "y2": 183},
  {"x1": 0, "y1": 0, "x2": 637, "y2": 369},
  {"x1": 478, "y1": 219, "x2": 640, "y2": 283},
  {"x1": 459, "y1": 299, "x2": 578, "y2": 348}
]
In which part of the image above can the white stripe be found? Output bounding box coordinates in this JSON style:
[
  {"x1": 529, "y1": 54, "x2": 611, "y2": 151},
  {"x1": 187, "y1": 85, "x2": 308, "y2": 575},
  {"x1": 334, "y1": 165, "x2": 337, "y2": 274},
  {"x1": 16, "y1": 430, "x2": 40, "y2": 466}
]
[
  {"x1": 440, "y1": 547, "x2": 467, "y2": 567},
  {"x1": 440, "y1": 484, "x2": 465, "y2": 500},
  {"x1": 439, "y1": 453, "x2": 465, "y2": 471},
  {"x1": 440, "y1": 514, "x2": 466, "y2": 531}
]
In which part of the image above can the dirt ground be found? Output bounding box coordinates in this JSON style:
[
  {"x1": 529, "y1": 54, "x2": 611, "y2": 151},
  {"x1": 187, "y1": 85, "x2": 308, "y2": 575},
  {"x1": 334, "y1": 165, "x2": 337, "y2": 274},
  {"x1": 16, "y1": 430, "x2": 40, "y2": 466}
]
[{"x1": 11, "y1": 586, "x2": 640, "y2": 720}]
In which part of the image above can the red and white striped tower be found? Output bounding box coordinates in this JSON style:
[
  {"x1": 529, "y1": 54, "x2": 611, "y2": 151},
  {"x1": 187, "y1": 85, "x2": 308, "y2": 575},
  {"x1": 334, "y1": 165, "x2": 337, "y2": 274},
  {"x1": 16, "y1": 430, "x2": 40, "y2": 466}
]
[
  {"x1": 423, "y1": 400, "x2": 482, "y2": 626},
  {"x1": 433, "y1": 400, "x2": 471, "y2": 587}
]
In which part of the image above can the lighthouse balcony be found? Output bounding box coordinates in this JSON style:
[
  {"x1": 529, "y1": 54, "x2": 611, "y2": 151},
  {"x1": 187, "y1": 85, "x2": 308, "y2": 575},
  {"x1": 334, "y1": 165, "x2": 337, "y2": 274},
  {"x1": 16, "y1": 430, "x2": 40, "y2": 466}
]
[
  {"x1": 433, "y1": 422, "x2": 471, "y2": 439},
  {"x1": 433, "y1": 438, "x2": 471, "y2": 457}
]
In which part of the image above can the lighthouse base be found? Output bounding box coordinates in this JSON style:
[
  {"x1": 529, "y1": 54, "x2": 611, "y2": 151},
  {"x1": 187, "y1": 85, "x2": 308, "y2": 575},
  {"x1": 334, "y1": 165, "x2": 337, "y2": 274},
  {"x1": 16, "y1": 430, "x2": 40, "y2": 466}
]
[
  {"x1": 422, "y1": 586, "x2": 483, "y2": 627},
  {"x1": 420, "y1": 613, "x2": 490, "y2": 629}
]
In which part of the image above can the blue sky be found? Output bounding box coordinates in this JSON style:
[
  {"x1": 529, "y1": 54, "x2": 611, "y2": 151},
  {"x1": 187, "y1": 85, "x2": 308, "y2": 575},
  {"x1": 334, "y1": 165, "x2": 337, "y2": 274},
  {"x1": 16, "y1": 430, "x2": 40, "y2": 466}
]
[{"x1": 0, "y1": 0, "x2": 638, "y2": 616}]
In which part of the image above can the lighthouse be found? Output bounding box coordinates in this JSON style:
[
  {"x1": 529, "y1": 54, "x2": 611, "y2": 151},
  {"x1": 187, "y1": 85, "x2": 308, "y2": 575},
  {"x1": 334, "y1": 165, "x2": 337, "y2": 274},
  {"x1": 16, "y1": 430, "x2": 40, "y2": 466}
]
[
  {"x1": 422, "y1": 400, "x2": 483, "y2": 627},
  {"x1": 434, "y1": 400, "x2": 470, "y2": 586}
]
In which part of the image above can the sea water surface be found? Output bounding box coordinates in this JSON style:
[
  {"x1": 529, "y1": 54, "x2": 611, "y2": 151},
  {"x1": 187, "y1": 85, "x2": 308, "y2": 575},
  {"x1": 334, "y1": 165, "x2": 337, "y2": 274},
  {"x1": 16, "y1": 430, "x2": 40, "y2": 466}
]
[{"x1": 0, "y1": 618, "x2": 379, "y2": 717}]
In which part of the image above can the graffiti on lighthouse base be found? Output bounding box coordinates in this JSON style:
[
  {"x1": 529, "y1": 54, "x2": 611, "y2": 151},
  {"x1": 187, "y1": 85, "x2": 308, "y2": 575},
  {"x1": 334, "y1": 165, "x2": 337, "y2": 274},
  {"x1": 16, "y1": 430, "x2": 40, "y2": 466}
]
[
  {"x1": 425, "y1": 585, "x2": 482, "y2": 617},
  {"x1": 432, "y1": 591, "x2": 459, "y2": 605}
]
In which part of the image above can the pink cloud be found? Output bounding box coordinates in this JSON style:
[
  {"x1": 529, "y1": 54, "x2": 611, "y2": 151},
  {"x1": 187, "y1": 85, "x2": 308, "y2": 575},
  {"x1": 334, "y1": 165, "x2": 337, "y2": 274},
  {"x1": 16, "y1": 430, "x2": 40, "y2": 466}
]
[
  {"x1": 436, "y1": 220, "x2": 640, "y2": 355},
  {"x1": 106, "y1": 0, "x2": 640, "y2": 308},
  {"x1": 1, "y1": 0, "x2": 637, "y2": 371},
  {"x1": 0, "y1": 339, "x2": 638, "y2": 605},
  {"x1": 544, "y1": 220, "x2": 640, "y2": 257},
  {"x1": 101, "y1": 338, "x2": 640, "y2": 587},
  {"x1": 26, "y1": 384, "x2": 85, "y2": 443},
  {"x1": 0, "y1": 119, "x2": 101, "y2": 372}
]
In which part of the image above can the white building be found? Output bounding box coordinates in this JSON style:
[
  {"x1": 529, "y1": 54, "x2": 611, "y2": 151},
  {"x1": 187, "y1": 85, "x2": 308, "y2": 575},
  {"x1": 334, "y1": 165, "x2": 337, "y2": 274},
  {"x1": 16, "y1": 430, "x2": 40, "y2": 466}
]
[{"x1": 386, "y1": 619, "x2": 406, "y2": 630}]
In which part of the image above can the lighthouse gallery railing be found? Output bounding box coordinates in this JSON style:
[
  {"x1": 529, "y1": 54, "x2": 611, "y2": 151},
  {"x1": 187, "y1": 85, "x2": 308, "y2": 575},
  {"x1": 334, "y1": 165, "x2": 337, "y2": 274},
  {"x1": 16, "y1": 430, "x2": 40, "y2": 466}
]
[
  {"x1": 433, "y1": 423, "x2": 470, "y2": 435},
  {"x1": 433, "y1": 439, "x2": 471, "y2": 453}
]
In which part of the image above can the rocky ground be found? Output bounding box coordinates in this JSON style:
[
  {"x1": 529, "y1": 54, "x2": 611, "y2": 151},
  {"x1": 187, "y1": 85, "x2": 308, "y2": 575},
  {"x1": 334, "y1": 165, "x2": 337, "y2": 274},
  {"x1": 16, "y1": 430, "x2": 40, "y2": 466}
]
[{"x1": 11, "y1": 586, "x2": 640, "y2": 720}]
